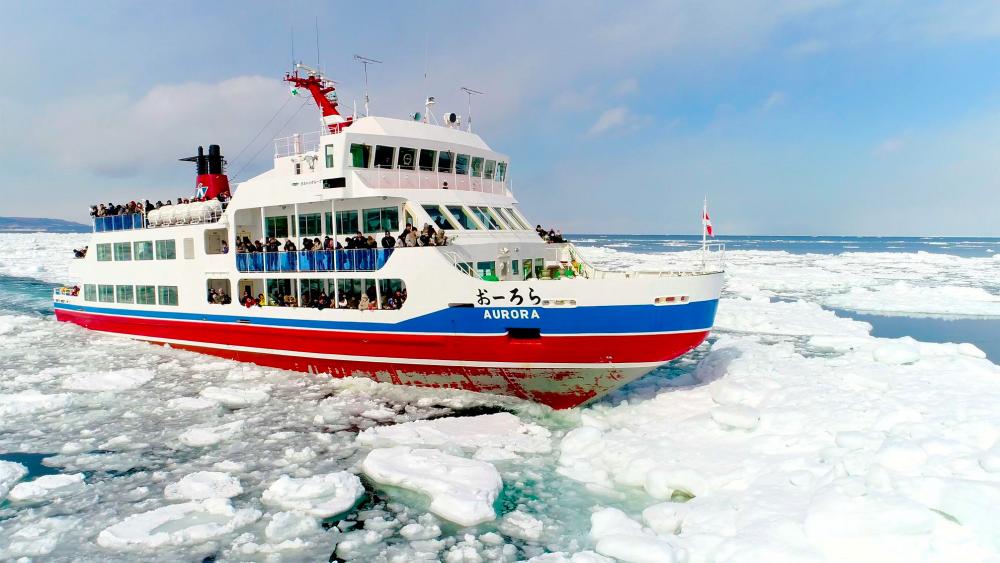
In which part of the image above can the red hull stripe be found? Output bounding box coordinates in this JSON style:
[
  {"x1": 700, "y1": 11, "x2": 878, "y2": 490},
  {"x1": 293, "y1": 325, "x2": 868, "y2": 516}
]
[{"x1": 54, "y1": 308, "x2": 709, "y2": 367}]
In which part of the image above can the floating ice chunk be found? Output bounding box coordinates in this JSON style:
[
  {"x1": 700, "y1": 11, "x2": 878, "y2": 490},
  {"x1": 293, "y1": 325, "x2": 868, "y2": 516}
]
[
  {"x1": 0, "y1": 460, "x2": 28, "y2": 500},
  {"x1": 526, "y1": 552, "x2": 614, "y2": 563},
  {"x1": 644, "y1": 467, "x2": 706, "y2": 499},
  {"x1": 642, "y1": 502, "x2": 688, "y2": 535},
  {"x1": 261, "y1": 472, "x2": 365, "y2": 517},
  {"x1": 357, "y1": 412, "x2": 552, "y2": 454},
  {"x1": 7, "y1": 473, "x2": 86, "y2": 502},
  {"x1": 825, "y1": 282, "x2": 1000, "y2": 318},
  {"x1": 590, "y1": 508, "x2": 680, "y2": 563},
  {"x1": 198, "y1": 386, "x2": 269, "y2": 408},
  {"x1": 178, "y1": 419, "x2": 245, "y2": 447},
  {"x1": 716, "y1": 298, "x2": 871, "y2": 337},
  {"x1": 361, "y1": 447, "x2": 502, "y2": 526},
  {"x1": 360, "y1": 406, "x2": 396, "y2": 421},
  {"x1": 400, "y1": 520, "x2": 442, "y2": 540},
  {"x1": 96, "y1": 498, "x2": 261, "y2": 550},
  {"x1": 0, "y1": 391, "x2": 70, "y2": 417},
  {"x1": 265, "y1": 511, "x2": 320, "y2": 543},
  {"x1": 497, "y1": 510, "x2": 543, "y2": 541},
  {"x1": 3, "y1": 516, "x2": 79, "y2": 557},
  {"x1": 873, "y1": 341, "x2": 921, "y2": 365},
  {"x1": 166, "y1": 396, "x2": 219, "y2": 410},
  {"x1": 957, "y1": 342, "x2": 987, "y2": 359},
  {"x1": 164, "y1": 471, "x2": 243, "y2": 500},
  {"x1": 61, "y1": 368, "x2": 154, "y2": 391},
  {"x1": 710, "y1": 405, "x2": 760, "y2": 430}
]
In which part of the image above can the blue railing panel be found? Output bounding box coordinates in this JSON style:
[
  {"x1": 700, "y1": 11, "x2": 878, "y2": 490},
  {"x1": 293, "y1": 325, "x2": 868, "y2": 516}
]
[
  {"x1": 265, "y1": 252, "x2": 280, "y2": 272},
  {"x1": 132, "y1": 214, "x2": 144, "y2": 229},
  {"x1": 236, "y1": 248, "x2": 395, "y2": 273},
  {"x1": 279, "y1": 253, "x2": 298, "y2": 272},
  {"x1": 298, "y1": 251, "x2": 316, "y2": 272}
]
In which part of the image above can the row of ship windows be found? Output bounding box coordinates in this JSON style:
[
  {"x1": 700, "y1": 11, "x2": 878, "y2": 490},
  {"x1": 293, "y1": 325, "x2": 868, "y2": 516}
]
[
  {"x1": 96, "y1": 240, "x2": 176, "y2": 262},
  {"x1": 329, "y1": 144, "x2": 508, "y2": 180},
  {"x1": 83, "y1": 284, "x2": 178, "y2": 306}
]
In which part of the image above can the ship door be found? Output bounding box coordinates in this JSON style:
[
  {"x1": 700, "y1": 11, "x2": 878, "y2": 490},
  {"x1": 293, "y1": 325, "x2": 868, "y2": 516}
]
[{"x1": 496, "y1": 255, "x2": 512, "y2": 281}]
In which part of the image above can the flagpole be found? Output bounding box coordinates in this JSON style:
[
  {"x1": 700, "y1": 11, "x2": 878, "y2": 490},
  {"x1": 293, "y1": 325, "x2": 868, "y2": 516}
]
[{"x1": 701, "y1": 196, "x2": 707, "y2": 270}]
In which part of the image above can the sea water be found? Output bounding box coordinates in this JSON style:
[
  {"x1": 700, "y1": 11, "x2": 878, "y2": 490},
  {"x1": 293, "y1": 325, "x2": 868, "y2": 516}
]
[{"x1": 1, "y1": 232, "x2": 999, "y2": 562}]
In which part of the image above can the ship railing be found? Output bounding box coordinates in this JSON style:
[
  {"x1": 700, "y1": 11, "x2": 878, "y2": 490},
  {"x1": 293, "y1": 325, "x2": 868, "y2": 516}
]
[
  {"x1": 274, "y1": 131, "x2": 322, "y2": 158},
  {"x1": 53, "y1": 286, "x2": 80, "y2": 297},
  {"x1": 235, "y1": 248, "x2": 395, "y2": 273},
  {"x1": 576, "y1": 243, "x2": 726, "y2": 279},
  {"x1": 353, "y1": 167, "x2": 512, "y2": 196},
  {"x1": 93, "y1": 213, "x2": 145, "y2": 232},
  {"x1": 93, "y1": 209, "x2": 225, "y2": 232}
]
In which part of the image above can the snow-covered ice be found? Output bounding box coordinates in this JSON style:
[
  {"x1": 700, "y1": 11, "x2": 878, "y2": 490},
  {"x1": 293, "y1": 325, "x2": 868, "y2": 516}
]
[
  {"x1": 261, "y1": 472, "x2": 364, "y2": 517},
  {"x1": 164, "y1": 471, "x2": 243, "y2": 500},
  {"x1": 7, "y1": 473, "x2": 86, "y2": 503},
  {"x1": 357, "y1": 411, "x2": 552, "y2": 454},
  {"x1": 0, "y1": 460, "x2": 28, "y2": 500},
  {"x1": 61, "y1": 367, "x2": 154, "y2": 391},
  {"x1": 96, "y1": 498, "x2": 262, "y2": 550},
  {"x1": 362, "y1": 447, "x2": 503, "y2": 526}
]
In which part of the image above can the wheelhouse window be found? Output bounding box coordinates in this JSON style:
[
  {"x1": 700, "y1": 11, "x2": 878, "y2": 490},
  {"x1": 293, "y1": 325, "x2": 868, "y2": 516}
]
[
  {"x1": 155, "y1": 239, "x2": 176, "y2": 260},
  {"x1": 397, "y1": 147, "x2": 416, "y2": 170},
  {"x1": 158, "y1": 286, "x2": 179, "y2": 306},
  {"x1": 471, "y1": 157, "x2": 484, "y2": 177},
  {"x1": 113, "y1": 242, "x2": 132, "y2": 261},
  {"x1": 336, "y1": 210, "x2": 359, "y2": 234},
  {"x1": 98, "y1": 285, "x2": 115, "y2": 303},
  {"x1": 486, "y1": 208, "x2": 511, "y2": 229},
  {"x1": 325, "y1": 144, "x2": 335, "y2": 168},
  {"x1": 496, "y1": 162, "x2": 507, "y2": 181},
  {"x1": 446, "y1": 206, "x2": 480, "y2": 230},
  {"x1": 476, "y1": 261, "x2": 496, "y2": 279},
  {"x1": 299, "y1": 213, "x2": 322, "y2": 237},
  {"x1": 96, "y1": 243, "x2": 112, "y2": 262},
  {"x1": 265, "y1": 216, "x2": 289, "y2": 239},
  {"x1": 484, "y1": 160, "x2": 496, "y2": 179},
  {"x1": 350, "y1": 143, "x2": 371, "y2": 168},
  {"x1": 437, "y1": 151, "x2": 454, "y2": 173},
  {"x1": 363, "y1": 207, "x2": 400, "y2": 233},
  {"x1": 84, "y1": 284, "x2": 97, "y2": 301},
  {"x1": 134, "y1": 241, "x2": 154, "y2": 261},
  {"x1": 116, "y1": 285, "x2": 134, "y2": 304},
  {"x1": 423, "y1": 205, "x2": 458, "y2": 230},
  {"x1": 499, "y1": 208, "x2": 528, "y2": 230},
  {"x1": 136, "y1": 285, "x2": 156, "y2": 305},
  {"x1": 471, "y1": 207, "x2": 500, "y2": 230},
  {"x1": 418, "y1": 149, "x2": 436, "y2": 171},
  {"x1": 373, "y1": 145, "x2": 395, "y2": 169},
  {"x1": 455, "y1": 154, "x2": 470, "y2": 175}
]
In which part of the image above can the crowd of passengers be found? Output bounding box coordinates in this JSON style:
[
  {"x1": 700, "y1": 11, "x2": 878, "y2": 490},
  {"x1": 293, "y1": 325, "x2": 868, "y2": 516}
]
[
  {"x1": 209, "y1": 286, "x2": 407, "y2": 310},
  {"x1": 536, "y1": 225, "x2": 566, "y2": 243},
  {"x1": 90, "y1": 193, "x2": 232, "y2": 217},
  {"x1": 235, "y1": 223, "x2": 447, "y2": 254}
]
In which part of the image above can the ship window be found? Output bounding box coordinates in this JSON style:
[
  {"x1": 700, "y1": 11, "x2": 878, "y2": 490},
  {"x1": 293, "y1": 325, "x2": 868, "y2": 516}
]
[
  {"x1": 325, "y1": 144, "x2": 335, "y2": 168},
  {"x1": 299, "y1": 213, "x2": 322, "y2": 237},
  {"x1": 98, "y1": 285, "x2": 115, "y2": 303},
  {"x1": 96, "y1": 243, "x2": 112, "y2": 262},
  {"x1": 336, "y1": 210, "x2": 359, "y2": 235},
  {"x1": 336, "y1": 278, "x2": 376, "y2": 309},
  {"x1": 422, "y1": 205, "x2": 458, "y2": 230},
  {"x1": 397, "y1": 147, "x2": 416, "y2": 170},
  {"x1": 446, "y1": 206, "x2": 479, "y2": 230},
  {"x1": 113, "y1": 242, "x2": 132, "y2": 261},
  {"x1": 133, "y1": 241, "x2": 154, "y2": 261},
  {"x1": 84, "y1": 284, "x2": 97, "y2": 301},
  {"x1": 418, "y1": 149, "x2": 436, "y2": 171},
  {"x1": 158, "y1": 286, "x2": 179, "y2": 306},
  {"x1": 265, "y1": 216, "x2": 289, "y2": 239},
  {"x1": 363, "y1": 207, "x2": 400, "y2": 233},
  {"x1": 299, "y1": 279, "x2": 325, "y2": 303},
  {"x1": 484, "y1": 160, "x2": 496, "y2": 179},
  {"x1": 378, "y1": 279, "x2": 407, "y2": 309},
  {"x1": 438, "y1": 151, "x2": 454, "y2": 173},
  {"x1": 294, "y1": 162, "x2": 301, "y2": 175},
  {"x1": 471, "y1": 157, "x2": 484, "y2": 178},
  {"x1": 325, "y1": 212, "x2": 333, "y2": 236},
  {"x1": 487, "y1": 208, "x2": 511, "y2": 229},
  {"x1": 116, "y1": 285, "x2": 134, "y2": 304},
  {"x1": 535, "y1": 260, "x2": 545, "y2": 279},
  {"x1": 136, "y1": 285, "x2": 156, "y2": 305},
  {"x1": 373, "y1": 145, "x2": 395, "y2": 169},
  {"x1": 522, "y1": 259, "x2": 534, "y2": 279},
  {"x1": 155, "y1": 239, "x2": 176, "y2": 260},
  {"x1": 455, "y1": 154, "x2": 470, "y2": 175},
  {"x1": 476, "y1": 261, "x2": 496, "y2": 279},
  {"x1": 266, "y1": 279, "x2": 295, "y2": 305},
  {"x1": 350, "y1": 143, "x2": 371, "y2": 168},
  {"x1": 507, "y1": 208, "x2": 531, "y2": 230},
  {"x1": 496, "y1": 162, "x2": 507, "y2": 181},
  {"x1": 471, "y1": 207, "x2": 500, "y2": 230}
]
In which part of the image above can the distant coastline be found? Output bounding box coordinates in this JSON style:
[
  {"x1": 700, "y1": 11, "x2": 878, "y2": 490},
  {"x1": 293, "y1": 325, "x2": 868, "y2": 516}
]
[{"x1": 0, "y1": 216, "x2": 90, "y2": 233}]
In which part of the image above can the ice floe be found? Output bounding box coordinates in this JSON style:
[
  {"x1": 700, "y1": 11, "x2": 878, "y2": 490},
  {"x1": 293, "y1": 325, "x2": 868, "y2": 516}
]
[
  {"x1": 61, "y1": 367, "x2": 154, "y2": 391},
  {"x1": 261, "y1": 472, "x2": 364, "y2": 517},
  {"x1": 0, "y1": 460, "x2": 28, "y2": 500},
  {"x1": 362, "y1": 447, "x2": 503, "y2": 526},
  {"x1": 164, "y1": 471, "x2": 243, "y2": 500},
  {"x1": 356, "y1": 412, "x2": 552, "y2": 454},
  {"x1": 7, "y1": 473, "x2": 86, "y2": 503},
  {"x1": 96, "y1": 498, "x2": 262, "y2": 550}
]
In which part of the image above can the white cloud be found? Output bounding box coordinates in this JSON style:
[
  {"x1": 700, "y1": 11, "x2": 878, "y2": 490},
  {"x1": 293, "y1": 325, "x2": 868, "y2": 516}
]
[
  {"x1": 587, "y1": 107, "x2": 630, "y2": 136},
  {"x1": 762, "y1": 91, "x2": 787, "y2": 111}
]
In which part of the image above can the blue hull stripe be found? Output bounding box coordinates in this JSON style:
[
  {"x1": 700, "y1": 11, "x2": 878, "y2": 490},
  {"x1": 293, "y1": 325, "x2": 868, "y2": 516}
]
[{"x1": 54, "y1": 299, "x2": 719, "y2": 335}]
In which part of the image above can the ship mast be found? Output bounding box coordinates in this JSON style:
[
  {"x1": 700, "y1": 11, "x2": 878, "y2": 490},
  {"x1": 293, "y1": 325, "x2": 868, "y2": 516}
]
[{"x1": 285, "y1": 63, "x2": 354, "y2": 134}]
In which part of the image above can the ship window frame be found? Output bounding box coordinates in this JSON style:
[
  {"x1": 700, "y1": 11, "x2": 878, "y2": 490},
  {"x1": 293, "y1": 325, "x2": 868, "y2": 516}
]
[
  {"x1": 155, "y1": 239, "x2": 176, "y2": 260},
  {"x1": 363, "y1": 206, "x2": 400, "y2": 233},
  {"x1": 476, "y1": 261, "x2": 496, "y2": 278},
  {"x1": 113, "y1": 242, "x2": 132, "y2": 261},
  {"x1": 265, "y1": 216, "x2": 290, "y2": 239},
  {"x1": 98, "y1": 284, "x2": 115, "y2": 303},
  {"x1": 136, "y1": 285, "x2": 156, "y2": 305},
  {"x1": 349, "y1": 143, "x2": 372, "y2": 168},
  {"x1": 422, "y1": 205, "x2": 458, "y2": 230},
  {"x1": 486, "y1": 207, "x2": 511, "y2": 229},
  {"x1": 446, "y1": 205, "x2": 480, "y2": 230},
  {"x1": 471, "y1": 207, "x2": 500, "y2": 230},
  {"x1": 116, "y1": 285, "x2": 134, "y2": 304},
  {"x1": 158, "y1": 286, "x2": 179, "y2": 306},
  {"x1": 397, "y1": 147, "x2": 416, "y2": 170},
  {"x1": 437, "y1": 151, "x2": 454, "y2": 173},
  {"x1": 336, "y1": 210, "x2": 359, "y2": 236},
  {"x1": 266, "y1": 279, "x2": 295, "y2": 305},
  {"x1": 484, "y1": 159, "x2": 496, "y2": 179},
  {"x1": 133, "y1": 240, "x2": 154, "y2": 261},
  {"x1": 96, "y1": 243, "x2": 112, "y2": 262},
  {"x1": 373, "y1": 145, "x2": 395, "y2": 169},
  {"x1": 84, "y1": 284, "x2": 97, "y2": 301},
  {"x1": 471, "y1": 156, "x2": 484, "y2": 178},
  {"x1": 522, "y1": 258, "x2": 534, "y2": 279},
  {"x1": 418, "y1": 149, "x2": 437, "y2": 171},
  {"x1": 455, "y1": 154, "x2": 470, "y2": 175},
  {"x1": 298, "y1": 213, "x2": 322, "y2": 237},
  {"x1": 378, "y1": 279, "x2": 407, "y2": 310},
  {"x1": 496, "y1": 162, "x2": 507, "y2": 182},
  {"x1": 325, "y1": 144, "x2": 335, "y2": 168}
]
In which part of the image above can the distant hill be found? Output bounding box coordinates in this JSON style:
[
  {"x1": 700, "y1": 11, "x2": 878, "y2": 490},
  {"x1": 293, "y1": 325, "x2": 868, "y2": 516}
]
[{"x1": 0, "y1": 216, "x2": 91, "y2": 233}]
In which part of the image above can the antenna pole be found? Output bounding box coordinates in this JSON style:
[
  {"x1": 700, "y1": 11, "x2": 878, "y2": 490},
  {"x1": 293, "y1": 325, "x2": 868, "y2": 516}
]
[
  {"x1": 460, "y1": 87, "x2": 484, "y2": 133},
  {"x1": 354, "y1": 54, "x2": 382, "y2": 117},
  {"x1": 314, "y1": 17, "x2": 320, "y2": 71}
]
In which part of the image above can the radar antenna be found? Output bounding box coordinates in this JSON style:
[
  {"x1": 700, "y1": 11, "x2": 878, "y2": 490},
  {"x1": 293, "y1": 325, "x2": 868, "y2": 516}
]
[
  {"x1": 353, "y1": 54, "x2": 382, "y2": 116},
  {"x1": 460, "y1": 87, "x2": 484, "y2": 133}
]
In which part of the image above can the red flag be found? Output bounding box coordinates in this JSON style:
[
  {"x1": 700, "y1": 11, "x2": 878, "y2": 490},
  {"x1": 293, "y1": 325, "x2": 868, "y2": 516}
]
[{"x1": 702, "y1": 209, "x2": 714, "y2": 237}]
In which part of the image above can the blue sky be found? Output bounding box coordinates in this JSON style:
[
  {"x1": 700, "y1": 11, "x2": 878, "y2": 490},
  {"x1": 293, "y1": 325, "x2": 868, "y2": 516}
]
[{"x1": 3, "y1": 1, "x2": 1000, "y2": 235}]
